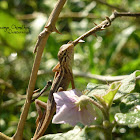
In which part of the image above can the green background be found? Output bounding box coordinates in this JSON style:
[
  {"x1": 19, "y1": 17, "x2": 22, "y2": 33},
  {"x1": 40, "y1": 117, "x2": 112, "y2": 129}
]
[{"x1": 0, "y1": 0, "x2": 140, "y2": 139}]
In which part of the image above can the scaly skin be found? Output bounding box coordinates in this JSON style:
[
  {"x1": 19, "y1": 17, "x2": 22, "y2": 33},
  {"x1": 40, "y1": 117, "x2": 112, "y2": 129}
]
[{"x1": 33, "y1": 42, "x2": 75, "y2": 140}]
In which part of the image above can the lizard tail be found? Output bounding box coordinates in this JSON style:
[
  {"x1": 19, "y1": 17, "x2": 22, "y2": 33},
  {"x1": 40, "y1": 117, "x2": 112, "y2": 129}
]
[{"x1": 32, "y1": 99, "x2": 56, "y2": 140}]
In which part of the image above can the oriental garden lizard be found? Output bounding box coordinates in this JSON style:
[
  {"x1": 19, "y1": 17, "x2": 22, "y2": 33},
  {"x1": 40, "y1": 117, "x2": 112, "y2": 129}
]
[{"x1": 32, "y1": 42, "x2": 75, "y2": 140}]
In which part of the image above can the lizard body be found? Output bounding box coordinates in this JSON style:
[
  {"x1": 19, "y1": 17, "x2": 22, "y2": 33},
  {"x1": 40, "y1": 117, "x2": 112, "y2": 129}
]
[{"x1": 33, "y1": 42, "x2": 75, "y2": 140}]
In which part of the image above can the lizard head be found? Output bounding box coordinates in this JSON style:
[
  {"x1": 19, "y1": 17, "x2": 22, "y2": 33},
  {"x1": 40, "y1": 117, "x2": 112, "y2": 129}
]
[{"x1": 58, "y1": 43, "x2": 74, "y2": 65}]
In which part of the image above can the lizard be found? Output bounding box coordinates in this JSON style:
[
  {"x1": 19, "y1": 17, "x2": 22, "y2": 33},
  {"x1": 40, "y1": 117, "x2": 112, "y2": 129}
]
[{"x1": 32, "y1": 41, "x2": 75, "y2": 140}]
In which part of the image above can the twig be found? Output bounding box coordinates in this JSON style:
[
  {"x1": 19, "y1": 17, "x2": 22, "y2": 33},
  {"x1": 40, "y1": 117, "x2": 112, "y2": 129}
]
[
  {"x1": 0, "y1": 132, "x2": 11, "y2": 140},
  {"x1": 73, "y1": 10, "x2": 140, "y2": 46},
  {"x1": 1, "y1": 99, "x2": 18, "y2": 108},
  {"x1": 114, "y1": 12, "x2": 140, "y2": 17},
  {"x1": 0, "y1": 79, "x2": 13, "y2": 88},
  {"x1": 12, "y1": 0, "x2": 66, "y2": 140},
  {"x1": 38, "y1": 69, "x2": 140, "y2": 82},
  {"x1": 73, "y1": 70, "x2": 128, "y2": 82},
  {"x1": 87, "y1": 97, "x2": 108, "y2": 120},
  {"x1": 74, "y1": 70, "x2": 140, "y2": 82}
]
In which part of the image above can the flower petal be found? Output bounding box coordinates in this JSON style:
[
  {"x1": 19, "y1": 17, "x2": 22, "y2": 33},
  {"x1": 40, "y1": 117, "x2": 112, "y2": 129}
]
[
  {"x1": 52, "y1": 89, "x2": 96, "y2": 126},
  {"x1": 53, "y1": 89, "x2": 82, "y2": 112},
  {"x1": 79, "y1": 104, "x2": 96, "y2": 125},
  {"x1": 52, "y1": 104, "x2": 79, "y2": 126}
]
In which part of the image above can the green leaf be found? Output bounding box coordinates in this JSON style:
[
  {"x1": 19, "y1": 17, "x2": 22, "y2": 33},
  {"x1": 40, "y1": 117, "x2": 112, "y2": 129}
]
[
  {"x1": 114, "y1": 70, "x2": 140, "y2": 100},
  {"x1": 85, "y1": 82, "x2": 121, "y2": 109},
  {"x1": 120, "y1": 92, "x2": 140, "y2": 113},
  {"x1": 85, "y1": 71, "x2": 140, "y2": 99},
  {"x1": 115, "y1": 91, "x2": 140, "y2": 127},
  {"x1": 39, "y1": 126, "x2": 89, "y2": 140},
  {"x1": 85, "y1": 83, "x2": 108, "y2": 97},
  {"x1": 115, "y1": 110, "x2": 140, "y2": 126},
  {"x1": 85, "y1": 71, "x2": 140, "y2": 109},
  {"x1": 103, "y1": 82, "x2": 121, "y2": 108},
  {"x1": 85, "y1": 70, "x2": 139, "y2": 99}
]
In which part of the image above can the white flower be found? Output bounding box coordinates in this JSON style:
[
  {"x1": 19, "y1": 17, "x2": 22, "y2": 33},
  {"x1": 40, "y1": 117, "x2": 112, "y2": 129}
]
[{"x1": 52, "y1": 89, "x2": 97, "y2": 126}]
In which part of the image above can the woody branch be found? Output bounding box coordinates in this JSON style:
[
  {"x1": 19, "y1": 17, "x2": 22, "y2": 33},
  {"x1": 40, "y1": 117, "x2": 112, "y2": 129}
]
[
  {"x1": 73, "y1": 10, "x2": 140, "y2": 46},
  {"x1": 12, "y1": 0, "x2": 66, "y2": 140}
]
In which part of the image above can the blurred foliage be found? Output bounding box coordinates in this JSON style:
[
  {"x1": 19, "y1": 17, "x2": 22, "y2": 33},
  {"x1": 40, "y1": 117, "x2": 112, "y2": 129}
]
[
  {"x1": 0, "y1": 0, "x2": 140, "y2": 139},
  {"x1": 40, "y1": 71, "x2": 140, "y2": 140}
]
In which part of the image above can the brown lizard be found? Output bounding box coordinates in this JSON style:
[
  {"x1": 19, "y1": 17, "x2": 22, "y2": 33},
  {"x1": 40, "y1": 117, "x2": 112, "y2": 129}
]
[{"x1": 32, "y1": 41, "x2": 75, "y2": 140}]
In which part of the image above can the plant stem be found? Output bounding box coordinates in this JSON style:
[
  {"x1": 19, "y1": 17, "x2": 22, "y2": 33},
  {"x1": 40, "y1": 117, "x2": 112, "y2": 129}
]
[
  {"x1": 87, "y1": 97, "x2": 109, "y2": 120},
  {"x1": 13, "y1": 0, "x2": 66, "y2": 140},
  {"x1": 0, "y1": 132, "x2": 12, "y2": 140},
  {"x1": 103, "y1": 128, "x2": 112, "y2": 140},
  {"x1": 13, "y1": 31, "x2": 50, "y2": 140},
  {"x1": 73, "y1": 11, "x2": 140, "y2": 46}
]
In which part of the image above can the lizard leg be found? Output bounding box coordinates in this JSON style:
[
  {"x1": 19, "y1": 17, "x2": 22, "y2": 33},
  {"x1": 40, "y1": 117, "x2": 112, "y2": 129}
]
[
  {"x1": 31, "y1": 81, "x2": 52, "y2": 103},
  {"x1": 35, "y1": 100, "x2": 47, "y2": 127},
  {"x1": 58, "y1": 87, "x2": 64, "y2": 92}
]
